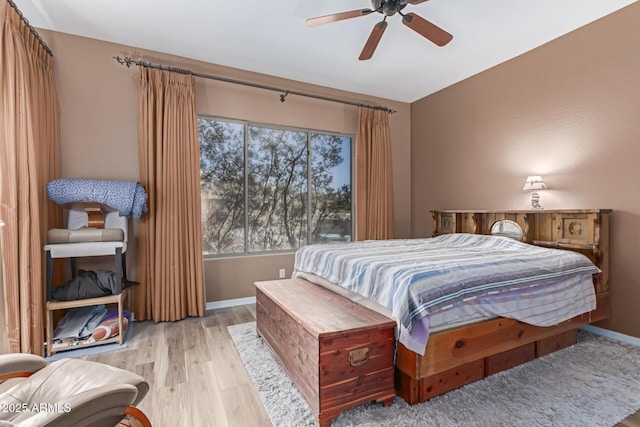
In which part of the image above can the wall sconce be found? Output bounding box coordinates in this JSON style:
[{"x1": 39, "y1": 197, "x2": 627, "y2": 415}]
[{"x1": 522, "y1": 176, "x2": 547, "y2": 209}]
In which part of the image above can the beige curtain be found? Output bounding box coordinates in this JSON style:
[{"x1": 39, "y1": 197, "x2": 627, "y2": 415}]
[
  {"x1": 355, "y1": 107, "x2": 395, "y2": 240},
  {"x1": 136, "y1": 67, "x2": 205, "y2": 322},
  {"x1": 0, "y1": 0, "x2": 61, "y2": 355}
]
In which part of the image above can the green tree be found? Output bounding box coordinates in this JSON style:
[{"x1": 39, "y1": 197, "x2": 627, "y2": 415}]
[
  {"x1": 199, "y1": 120, "x2": 245, "y2": 254},
  {"x1": 199, "y1": 118, "x2": 351, "y2": 254}
]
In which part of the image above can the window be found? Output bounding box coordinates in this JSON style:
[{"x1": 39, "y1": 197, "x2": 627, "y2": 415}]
[{"x1": 199, "y1": 117, "x2": 353, "y2": 256}]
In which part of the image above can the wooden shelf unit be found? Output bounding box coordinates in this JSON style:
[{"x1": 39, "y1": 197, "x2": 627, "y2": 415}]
[
  {"x1": 46, "y1": 287, "x2": 131, "y2": 355},
  {"x1": 43, "y1": 203, "x2": 133, "y2": 356}
]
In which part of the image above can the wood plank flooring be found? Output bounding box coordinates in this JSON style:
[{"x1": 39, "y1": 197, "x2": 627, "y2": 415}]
[
  {"x1": 84, "y1": 305, "x2": 269, "y2": 427},
  {"x1": 82, "y1": 305, "x2": 640, "y2": 427}
]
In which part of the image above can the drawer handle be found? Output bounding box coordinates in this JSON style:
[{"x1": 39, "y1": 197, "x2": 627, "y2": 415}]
[{"x1": 349, "y1": 347, "x2": 369, "y2": 367}]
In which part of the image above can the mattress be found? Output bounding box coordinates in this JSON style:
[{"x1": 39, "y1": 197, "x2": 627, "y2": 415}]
[{"x1": 293, "y1": 233, "x2": 600, "y2": 355}]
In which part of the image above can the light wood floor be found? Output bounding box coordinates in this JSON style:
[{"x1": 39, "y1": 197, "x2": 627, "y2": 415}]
[
  {"x1": 83, "y1": 305, "x2": 640, "y2": 427},
  {"x1": 85, "y1": 305, "x2": 270, "y2": 427}
]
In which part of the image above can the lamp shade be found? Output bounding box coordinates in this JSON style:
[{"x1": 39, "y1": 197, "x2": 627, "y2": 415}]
[{"x1": 522, "y1": 176, "x2": 547, "y2": 191}]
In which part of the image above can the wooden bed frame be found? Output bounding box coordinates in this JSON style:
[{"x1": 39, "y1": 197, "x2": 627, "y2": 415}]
[{"x1": 394, "y1": 209, "x2": 611, "y2": 404}]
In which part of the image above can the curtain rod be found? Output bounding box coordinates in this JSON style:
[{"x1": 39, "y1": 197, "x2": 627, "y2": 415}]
[
  {"x1": 113, "y1": 56, "x2": 396, "y2": 114},
  {"x1": 7, "y1": 0, "x2": 52, "y2": 56}
]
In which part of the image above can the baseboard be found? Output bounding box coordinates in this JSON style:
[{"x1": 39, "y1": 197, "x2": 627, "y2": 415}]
[
  {"x1": 581, "y1": 325, "x2": 640, "y2": 347},
  {"x1": 206, "y1": 296, "x2": 256, "y2": 311}
]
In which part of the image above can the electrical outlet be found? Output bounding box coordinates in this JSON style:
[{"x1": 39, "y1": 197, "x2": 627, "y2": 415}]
[{"x1": 279, "y1": 268, "x2": 286, "y2": 279}]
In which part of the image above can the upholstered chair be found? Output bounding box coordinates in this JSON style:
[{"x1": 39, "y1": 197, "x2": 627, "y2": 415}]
[{"x1": 0, "y1": 353, "x2": 151, "y2": 427}]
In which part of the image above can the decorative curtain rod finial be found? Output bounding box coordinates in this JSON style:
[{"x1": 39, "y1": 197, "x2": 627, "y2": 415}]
[
  {"x1": 280, "y1": 90, "x2": 289, "y2": 103},
  {"x1": 113, "y1": 56, "x2": 134, "y2": 68}
]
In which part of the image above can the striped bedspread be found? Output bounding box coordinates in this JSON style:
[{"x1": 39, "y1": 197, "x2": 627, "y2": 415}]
[{"x1": 293, "y1": 233, "x2": 600, "y2": 343}]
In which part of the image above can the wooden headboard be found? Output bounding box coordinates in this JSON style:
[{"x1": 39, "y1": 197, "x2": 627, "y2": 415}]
[{"x1": 431, "y1": 209, "x2": 611, "y2": 319}]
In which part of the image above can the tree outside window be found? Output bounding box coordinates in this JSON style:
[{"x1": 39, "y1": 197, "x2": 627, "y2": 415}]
[{"x1": 199, "y1": 117, "x2": 352, "y2": 256}]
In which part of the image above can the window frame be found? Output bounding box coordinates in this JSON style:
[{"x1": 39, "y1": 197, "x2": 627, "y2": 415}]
[{"x1": 199, "y1": 115, "x2": 355, "y2": 258}]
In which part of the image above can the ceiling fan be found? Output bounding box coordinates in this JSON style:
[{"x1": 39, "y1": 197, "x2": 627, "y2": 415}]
[{"x1": 305, "y1": 0, "x2": 453, "y2": 60}]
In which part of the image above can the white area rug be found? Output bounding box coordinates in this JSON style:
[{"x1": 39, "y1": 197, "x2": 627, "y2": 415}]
[{"x1": 228, "y1": 322, "x2": 640, "y2": 427}]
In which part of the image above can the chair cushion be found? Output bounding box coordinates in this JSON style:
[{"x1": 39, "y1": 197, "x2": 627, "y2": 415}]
[
  {"x1": 43, "y1": 241, "x2": 127, "y2": 258},
  {"x1": 47, "y1": 228, "x2": 124, "y2": 244},
  {"x1": 0, "y1": 359, "x2": 149, "y2": 423},
  {"x1": 0, "y1": 354, "x2": 48, "y2": 397}
]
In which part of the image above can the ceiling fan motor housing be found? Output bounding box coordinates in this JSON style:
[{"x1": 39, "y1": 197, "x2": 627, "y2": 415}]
[{"x1": 372, "y1": 0, "x2": 408, "y2": 16}]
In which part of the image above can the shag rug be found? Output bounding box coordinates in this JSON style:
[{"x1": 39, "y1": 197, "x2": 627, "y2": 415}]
[{"x1": 228, "y1": 322, "x2": 640, "y2": 427}]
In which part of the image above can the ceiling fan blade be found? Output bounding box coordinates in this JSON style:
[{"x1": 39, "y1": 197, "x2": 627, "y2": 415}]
[
  {"x1": 407, "y1": 0, "x2": 430, "y2": 4},
  {"x1": 306, "y1": 9, "x2": 373, "y2": 27},
  {"x1": 402, "y1": 12, "x2": 453, "y2": 46},
  {"x1": 359, "y1": 21, "x2": 388, "y2": 61}
]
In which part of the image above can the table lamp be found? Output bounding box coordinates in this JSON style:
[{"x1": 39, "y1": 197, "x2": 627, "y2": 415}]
[{"x1": 522, "y1": 176, "x2": 547, "y2": 209}]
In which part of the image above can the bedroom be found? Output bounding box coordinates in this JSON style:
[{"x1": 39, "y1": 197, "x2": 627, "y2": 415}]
[{"x1": 1, "y1": 0, "x2": 640, "y2": 425}]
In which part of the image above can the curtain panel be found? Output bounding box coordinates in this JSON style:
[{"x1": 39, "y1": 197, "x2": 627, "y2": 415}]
[
  {"x1": 0, "y1": 0, "x2": 61, "y2": 355},
  {"x1": 136, "y1": 67, "x2": 205, "y2": 322},
  {"x1": 355, "y1": 107, "x2": 395, "y2": 240}
]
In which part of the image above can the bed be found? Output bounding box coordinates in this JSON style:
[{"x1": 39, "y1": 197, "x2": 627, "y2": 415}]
[{"x1": 291, "y1": 209, "x2": 611, "y2": 404}]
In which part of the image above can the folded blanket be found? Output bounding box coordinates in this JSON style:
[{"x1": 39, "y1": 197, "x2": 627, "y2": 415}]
[{"x1": 47, "y1": 178, "x2": 148, "y2": 221}]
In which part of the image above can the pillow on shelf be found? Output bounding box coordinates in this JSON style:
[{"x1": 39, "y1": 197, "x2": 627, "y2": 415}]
[{"x1": 92, "y1": 310, "x2": 129, "y2": 341}]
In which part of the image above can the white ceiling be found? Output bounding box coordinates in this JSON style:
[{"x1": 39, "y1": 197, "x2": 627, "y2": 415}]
[{"x1": 14, "y1": 0, "x2": 638, "y2": 103}]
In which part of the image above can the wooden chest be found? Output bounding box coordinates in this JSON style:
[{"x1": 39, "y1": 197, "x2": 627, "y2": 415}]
[{"x1": 255, "y1": 278, "x2": 396, "y2": 427}]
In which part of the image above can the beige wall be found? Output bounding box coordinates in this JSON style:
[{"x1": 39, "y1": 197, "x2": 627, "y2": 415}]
[
  {"x1": 411, "y1": 3, "x2": 640, "y2": 337},
  {"x1": 39, "y1": 29, "x2": 411, "y2": 303}
]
